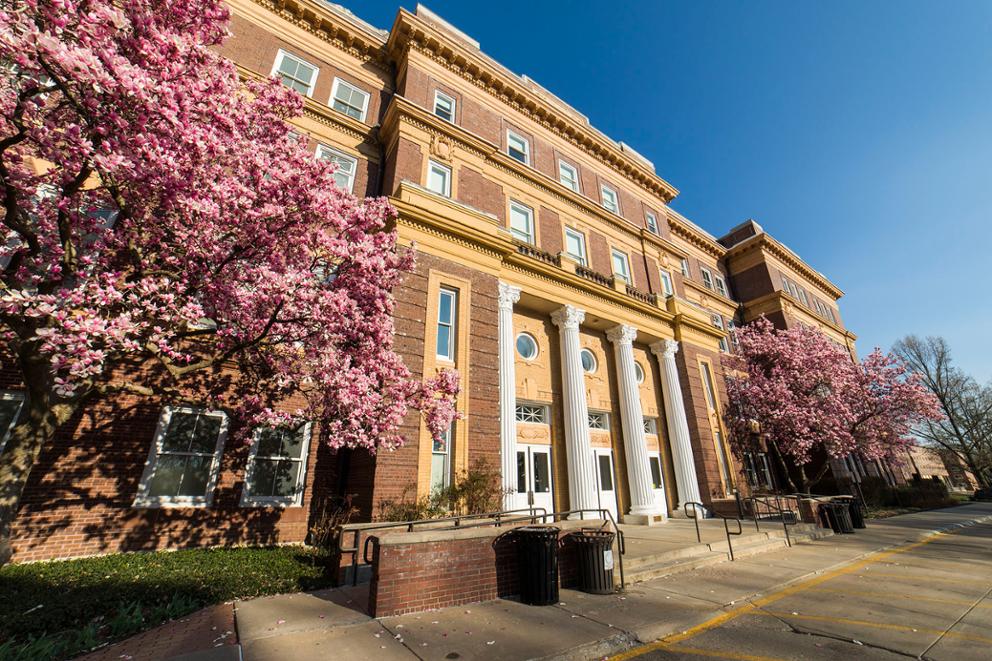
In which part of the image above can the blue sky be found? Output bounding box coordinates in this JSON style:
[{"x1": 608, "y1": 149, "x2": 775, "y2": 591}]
[{"x1": 351, "y1": 0, "x2": 992, "y2": 382}]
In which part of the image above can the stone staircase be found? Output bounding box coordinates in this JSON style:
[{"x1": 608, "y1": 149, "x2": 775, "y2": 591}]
[{"x1": 623, "y1": 523, "x2": 832, "y2": 585}]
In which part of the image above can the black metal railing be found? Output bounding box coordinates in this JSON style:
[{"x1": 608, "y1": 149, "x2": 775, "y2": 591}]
[
  {"x1": 544, "y1": 508, "x2": 626, "y2": 591},
  {"x1": 625, "y1": 284, "x2": 657, "y2": 305},
  {"x1": 575, "y1": 264, "x2": 614, "y2": 288},
  {"x1": 683, "y1": 501, "x2": 744, "y2": 561},
  {"x1": 516, "y1": 242, "x2": 561, "y2": 267},
  {"x1": 747, "y1": 495, "x2": 799, "y2": 547}
]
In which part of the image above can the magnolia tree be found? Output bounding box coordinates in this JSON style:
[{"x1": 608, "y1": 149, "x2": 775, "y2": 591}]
[
  {"x1": 0, "y1": 0, "x2": 459, "y2": 562},
  {"x1": 724, "y1": 318, "x2": 940, "y2": 491}
]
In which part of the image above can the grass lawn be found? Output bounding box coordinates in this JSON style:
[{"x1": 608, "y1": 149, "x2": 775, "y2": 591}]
[{"x1": 0, "y1": 545, "x2": 334, "y2": 661}]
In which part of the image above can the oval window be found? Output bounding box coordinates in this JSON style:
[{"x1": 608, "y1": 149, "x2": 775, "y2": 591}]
[
  {"x1": 634, "y1": 362, "x2": 645, "y2": 384},
  {"x1": 516, "y1": 333, "x2": 538, "y2": 360},
  {"x1": 580, "y1": 348, "x2": 597, "y2": 374}
]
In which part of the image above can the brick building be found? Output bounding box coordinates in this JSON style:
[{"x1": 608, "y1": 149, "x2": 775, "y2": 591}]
[{"x1": 6, "y1": 1, "x2": 872, "y2": 562}]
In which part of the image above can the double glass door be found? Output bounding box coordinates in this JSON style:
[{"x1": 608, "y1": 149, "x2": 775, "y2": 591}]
[{"x1": 515, "y1": 444, "x2": 553, "y2": 513}]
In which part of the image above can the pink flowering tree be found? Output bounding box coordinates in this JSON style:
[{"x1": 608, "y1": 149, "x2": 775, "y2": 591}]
[
  {"x1": 724, "y1": 318, "x2": 940, "y2": 491},
  {"x1": 0, "y1": 0, "x2": 459, "y2": 563}
]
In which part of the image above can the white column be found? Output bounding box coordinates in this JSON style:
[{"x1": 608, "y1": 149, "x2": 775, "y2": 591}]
[
  {"x1": 498, "y1": 282, "x2": 522, "y2": 510},
  {"x1": 551, "y1": 305, "x2": 598, "y2": 512},
  {"x1": 650, "y1": 340, "x2": 703, "y2": 509},
  {"x1": 607, "y1": 324, "x2": 665, "y2": 518}
]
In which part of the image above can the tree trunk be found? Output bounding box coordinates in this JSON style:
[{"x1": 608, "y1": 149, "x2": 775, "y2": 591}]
[
  {"x1": 767, "y1": 441, "x2": 799, "y2": 493},
  {"x1": 0, "y1": 352, "x2": 76, "y2": 566}
]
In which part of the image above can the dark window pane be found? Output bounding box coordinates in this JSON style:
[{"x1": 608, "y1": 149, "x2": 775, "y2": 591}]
[
  {"x1": 649, "y1": 457, "x2": 662, "y2": 489},
  {"x1": 178, "y1": 455, "x2": 212, "y2": 496},
  {"x1": 190, "y1": 414, "x2": 221, "y2": 453},
  {"x1": 517, "y1": 451, "x2": 526, "y2": 493},
  {"x1": 598, "y1": 455, "x2": 613, "y2": 491},
  {"x1": 250, "y1": 458, "x2": 277, "y2": 497},
  {"x1": 533, "y1": 452, "x2": 550, "y2": 493},
  {"x1": 256, "y1": 429, "x2": 283, "y2": 456},
  {"x1": 0, "y1": 398, "x2": 22, "y2": 433},
  {"x1": 436, "y1": 325, "x2": 451, "y2": 357},
  {"x1": 146, "y1": 455, "x2": 186, "y2": 497},
  {"x1": 282, "y1": 427, "x2": 306, "y2": 459},
  {"x1": 272, "y1": 460, "x2": 301, "y2": 497},
  {"x1": 161, "y1": 412, "x2": 197, "y2": 452}
]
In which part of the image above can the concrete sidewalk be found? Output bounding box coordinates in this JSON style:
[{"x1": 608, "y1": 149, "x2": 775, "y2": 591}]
[{"x1": 228, "y1": 502, "x2": 992, "y2": 661}]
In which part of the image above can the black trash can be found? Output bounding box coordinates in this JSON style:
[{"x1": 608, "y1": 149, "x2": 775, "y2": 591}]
[
  {"x1": 516, "y1": 525, "x2": 560, "y2": 606},
  {"x1": 569, "y1": 529, "x2": 616, "y2": 594},
  {"x1": 832, "y1": 501, "x2": 855, "y2": 534},
  {"x1": 837, "y1": 496, "x2": 866, "y2": 529},
  {"x1": 819, "y1": 502, "x2": 841, "y2": 533}
]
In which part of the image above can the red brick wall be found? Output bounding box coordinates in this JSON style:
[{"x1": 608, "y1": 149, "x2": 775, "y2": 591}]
[
  {"x1": 587, "y1": 230, "x2": 612, "y2": 278},
  {"x1": 539, "y1": 206, "x2": 564, "y2": 256},
  {"x1": 383, "y1": 137, "x2": 423, "y2": 196},
  {"x1": 457, "y1": 166, "x2": 506, "y2": 223}
]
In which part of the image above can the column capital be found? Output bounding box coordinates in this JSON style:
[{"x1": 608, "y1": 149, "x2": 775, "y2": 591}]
[
  {"x1": 497, "y1": 282, "x2": 522, "y2": 310},
  {"x1": 551, "y1": 304, "x2": 585, "y2": 331},
  {"x1": 650, "y1": 339, "x2": 680, "y2": 358},
  {"x1": 606, "y1": 324, "x2": 638, "y2": 346}
]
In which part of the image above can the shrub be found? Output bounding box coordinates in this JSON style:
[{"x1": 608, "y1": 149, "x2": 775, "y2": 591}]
[
  {"x1": 377, "y1": 459, "x2": 507, "y2": 522},
  {"x1": 860, "y1": 475, "x2": 958, "y2": 510}
]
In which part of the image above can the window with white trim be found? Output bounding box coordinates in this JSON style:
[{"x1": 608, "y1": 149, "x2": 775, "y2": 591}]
[
  {"x1": 611, "y1": 248, "x2": 631, "y2": 284},
  {"x1": 134, "y1": 407, "x2": 228, "y2": 507},
  {"x1": 714, "y1": 274, "x2": 728, "y2": 297},
  {"x1": 436, "y1": 287, "x2": 457, "y2": 361},
  {"x1": 330, "y1": 78, "x2": 370, "y2": 122},
  {"x1": 649, "y1": 454, "x2": 664, "y2": 489},
  {"x1": 558, "y1": 160, "x2": 580, "y2": 192},
  {"x1": 659, "y1": 269, "x2": 674, "y2": 297},
  {"x1": 798, "y1": 288, "x2": 809, "y2": 306},
  {"x1": 645, "y1": 212, "x2": 659, "y2": 234},
  {"x1": 643, "y1": 417, "x2": 658, "y2": 435},
  {"x1": 316, "y1": 145, "x2": 357, "y2": 192},
  {"x1": 728, "y1": 319, "x2": 739, "y2": 350},
  {"x1": 588, "y1": 411, "x2": 610, "y2": 430},
  {"x1": 0, "y1": 391, "x2": 24, "y2": 454},
  {"x1": 427, "y1": 160, "x2": 452, "y2": 197},
  {"x1": 515, "y1": 403, "x2": 547, "y2": 424},
  {"x1": 712, "y1": 314, "x2": 729, "y2": 352},
  {"x1": 516, "y1": 332, "x2": 539, "y2": 360},
  {"x1": 509, "y1": 201, "x2": 534, "y2": 244},
  {"x1": 634, "y1": 362, "x2": 645, "y2": 384},
  {"x1": 433, "y1": 90, "x2": 455, "y2": 122},
  {"x1": 241, "y1": 423, "x2": 311, "y2": 506},
  {"x1": 700, "y1": 267, "x2": 714, "y2": 290},
  {"x1": 680, "y1": 258, "x2": 691, "y2": 278},
  {"x1": 600, "y1": 185, "x2": 620, "y2": 214},
  {"x1": 507, "y1": 130, "x2": 530, "y2": 164},
  {"x1": 271, "y1": 50, "x2": 318, "y2": 97},
  {"x1": 580, "y1": 348, "x2": 597, "y2": 374},
  {"x1": 431, "y1": 423, "x2": 453, "y2": 492},
  {"x1": 564, "y1": 227, "x2": 587, "y2": 266}
]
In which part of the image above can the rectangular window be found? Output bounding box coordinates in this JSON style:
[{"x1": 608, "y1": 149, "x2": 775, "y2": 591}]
[
  {"x1": 558, "y1": 160, "x2": 580, "y2": 192},
  {"x1": 533, "y1": 451, "x2": 551, "y2": 493},
  {"x1": 781, "y1": 275, "x2": 792, "y2": 295},
  {"x1": 588, "y1": 411, "x2": 610, "y2": 430},
  {"x1": 134, "y1": 407, "x2": 228, "y2": 508},
  {"x1": 645, "y1": 212, "x2": 659, "y2": 234},
  {"x1": 509, "y1": 201, "x2": 534, "y2": 244},
  {"x1": 564, "y1": 227, "x2": 587, "y2": 266},
  {"x1": 715, "y1": 275, "x2": 728, "y2": 297},
  {"x1": 659, "y1": 269, "x2": 674, "y2": 297},
  {"x1": 426, "y1": 160, "x2": 452, "y2": 197},
  {"x1": 700, "y1": 267, "x2": 714, "y2": 290},
  {"x1": 0, "y1": 391, "x2": 24, "y2": 455},
  {"x1": 642, "y1": 417, "x2": 658, "y2": 435},
  {"x1": 728, "y1": 319, "x2": 739, "y2": 350},
  {"x1": 600, "y1": 185, "x2": 620, "y2": 214},
  {"x1": 649, "y1": 456, "x2": 663, "y2": 490},
  {"x1": 315, "y1": 145, "x2": 357, "y2": 192},
  {"x1": 681, "y1": 258, "x2": 691, "y2": 278},
  {"x1": 711, "y1": 314, "x2": 724, "y2": 330},
  {"x1": 431, "y1": 423, "x2": 453, "y2": 492},
  {"x1": 516, "y1": 451, "x2": 527, "y2": 493},
  {"x1": 789, "y1": 282, "x2": 800, "y2": 299},
  {"x1": 330, "y1": 78, "x2": 370, "y2": 122},
  {"x1": 241, "y1": 423, "x2": 311, "y2": 506},
  {"x1": 798, "y1": 288, "x2": 809, "y2": 306},
  {"x1": 271, "y1": 50, "x2": 318, "y2": 97},
  {"x1": 701, "y1": 362, "x2": 718, "y2": 411},
  {"x1": 828, "y1": 307, "x2": 837, "y2": 324},
  {"x1": 515, "y1": 404, "x2": 548, "y2": 424},
  {"x1": 433, "y1": 90, "x2": 455, "y2": 122},
  {"x1": 507, "y1": 130, "x2": 530, "y2": 164},
  {"x1": 611, "y1": 249, "x2": 631, "y2": 283},
  {"x1": 598, "y1": 454, "x2": 614, "y2": 490},
  {"x1": 436, "y1": 287, "x2": 457, "y2": 361}
]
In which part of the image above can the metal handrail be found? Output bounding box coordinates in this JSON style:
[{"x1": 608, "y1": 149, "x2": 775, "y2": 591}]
[
  {"x1": 683, "y1": 501, "x2": 705, "y2": 543},
  {"x1": 684, "y1": 500, "x2": 743, "y2": 561},
  {"x1": 723, "y1": 516, "x2": 743, "y2": 561},
  {"x1": 546, "y1": 508, "x2": 626, "y2": 591},
  {"x1": 748, "y1": 495, "x2": 799, "y2": 547}
]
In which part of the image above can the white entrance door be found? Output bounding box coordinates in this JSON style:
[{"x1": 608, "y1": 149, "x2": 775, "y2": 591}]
[
  {"x1": 593, "y1": 448, "x2": 619, "y2": 521},
  {"x1": 648, "y1": 451, "x2": 666, "y2": 512},
  {"x1": 515, "y1": 444, "x2": 554, "y2": 514}
]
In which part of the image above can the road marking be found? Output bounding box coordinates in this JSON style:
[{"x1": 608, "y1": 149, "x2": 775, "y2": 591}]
[
  {"x1": 848, "y1": 570, "x2": 992, "y2": 586},
  {"x1": 610, "y1": 530, "x2": 953, "y2": 660},
  {"x1": 754, "y1": 610, "x2": 992, "y2": 644},
  {"x1": 803, "y1": 586, "x2": 992, "y2": 608},
  {"x1": 658, "y1": 645, "x2": 787, "y2": 660}
]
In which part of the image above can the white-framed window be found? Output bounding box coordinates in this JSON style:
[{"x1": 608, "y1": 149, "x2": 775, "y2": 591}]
[
  {"x1": 634, "y1": 362, "x2": 645, "y2": 384},
  {"x1": 600, "y1": 184, "x2": 620, "y2": 214},
  {"x1": 580, "y1": 348, "x2": 597, "y2": 374},
  {"x1": 271, "y1": 50, "x2": 318, "y2": 97},
  {"x1": 715, "y1": 275, "x2": 728, "y2": 297},
  {"x1": 648, "y1": 454, "x2": 664, "y2": 489},
  {"x1": 564, "y1": 227, "x2": 587, "y2": 266},
  {"x1": 0, "y1": 391, "x2": 25, "y2": 454},
  {"x1": 642, "y1": 417, "x2": 658, "y2": 435},
  {"x1": 436, "y1": 287, "x2": 458, "y2": 361},
  {"x1": 509, "y1": 201, "x2": 534, "y2": 244},
  {"x1": 588, "y1": 411, "x2": 610, "y2": 430},
  {"x1": 241, "y1": 423, "x2": 312, "y2": 507},
  {"x1": 516, "y1": 332, "x2": 539, "y2": 360},
  {"x1": 645, "y1": 212, "x2": 659, "y2": 234},
  {"x1": 712, "y1": 314, "x2": 729, "y2": 352},
  {"x1": 701, "y1": 362, "x2": 718, "y2": 411},
  {"x1": 315, "y1": 145, "x2": 357, "y2": 192},
  {"x1": 798, "y1": 288, "x2": 809, "y2": 306},
  {"x1": 515, "y1": 403, "x2": 547, "y2": 424},
  {"x1": 507, "y1": 130, "x2": 530, "y2": 165},
  {"x1": 680, "y1": 258, "x2": 691, "y2": 278},
  {"x1": 433, "y1": 90, "x2": 455, "y2": 122},
  {"x1": 134, "y1": 407, "x2": 229, "y2": 508},
  {"x1": 558, "y1": 160, "x2": 580, "y2": 192},
  {"x1": 330, "y1": 78, "x2": 370, "y2": 122},
  {"x1": 426, "y1": 160, "x2": 452, "y2": 197},
  {"x1": 659, "y1": 269, "x2": 674, "y2": 297},
  {"x1": 700, "y1": 267, "x2": 714, "y2": 290},
  {"x1": 728, "y1": 319, "x2": 739, "y2": 350},
  {"x1": 790, "y1": 281, "x2": 800, "y2": 299},
  {"x1": 828, "y1": 307, "x2": 837, "y2": 324},
  {"x1": 431, "y1": 423, "x2": 453, "y2": 492},
  {"x1": 611, "y1": 248, "x2": 631, "y2": 284}
]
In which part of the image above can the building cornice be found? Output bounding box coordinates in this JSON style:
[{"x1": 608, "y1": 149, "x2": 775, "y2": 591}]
[
  {"x1": 743, "y1": 290, "x2": 856, "y2": 340},
  {"x1": 385, "y1": 8, "x2": 680, "y2": 204},
  {"x1": 726, "y1": 233, "x2": 844, "y2": 300},
  {"x1": 666, "y1": 211, "x2": 726, "y2": 260}
]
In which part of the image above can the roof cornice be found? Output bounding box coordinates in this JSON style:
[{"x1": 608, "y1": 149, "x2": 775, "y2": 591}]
[
  {"x1": 667, "y1": 212, "x2": 726, "y2": 260},
  {"x1": 726, "y1": 233, "x2": 844, "y2": 299}
]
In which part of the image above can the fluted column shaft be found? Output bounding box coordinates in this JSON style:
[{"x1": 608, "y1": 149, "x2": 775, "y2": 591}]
[
  {"x1": 651, "y1": 340, "x2": 703, "y2": 508},
  {"x1": 608, "y1": 325, "x2": 665, "y2": 518},
  {"x1": 551, "y1": 305, "x2": 598, "y2": 512},
  {"x1": 498, "y1": 283, "x2": 522, "y2": 509}
]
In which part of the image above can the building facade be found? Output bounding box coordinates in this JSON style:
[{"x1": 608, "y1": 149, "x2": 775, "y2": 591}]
[{"x1": 6, "y1": 1, "x2": 865, "y2": 562}]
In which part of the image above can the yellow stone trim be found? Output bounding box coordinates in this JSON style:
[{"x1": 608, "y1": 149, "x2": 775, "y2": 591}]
[{"x1": 697, "y1": 356, "x2": 736, "y2": 494}]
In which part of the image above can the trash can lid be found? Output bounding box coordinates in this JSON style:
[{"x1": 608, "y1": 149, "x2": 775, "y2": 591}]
[{"x1": 516, "y1": 525, "x2": 561, "y2": 534}]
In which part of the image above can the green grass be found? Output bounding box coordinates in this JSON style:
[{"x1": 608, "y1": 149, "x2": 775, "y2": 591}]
[{"x1": 0, "y1": 545, "x2": 334, "y2": 661}]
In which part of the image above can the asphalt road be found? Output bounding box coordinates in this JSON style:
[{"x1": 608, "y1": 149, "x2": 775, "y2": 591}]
[{"x1": 613, "y1": 520, "x2": 992, "y2": 660}]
